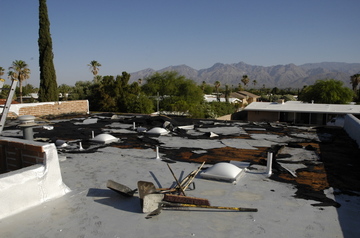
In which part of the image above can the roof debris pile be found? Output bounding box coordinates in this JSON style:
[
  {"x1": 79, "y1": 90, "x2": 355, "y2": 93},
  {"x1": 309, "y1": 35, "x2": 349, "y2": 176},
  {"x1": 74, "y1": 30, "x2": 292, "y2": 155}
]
[{"x1": 106, "y1": 162, "x2": 258, "y2": 219}]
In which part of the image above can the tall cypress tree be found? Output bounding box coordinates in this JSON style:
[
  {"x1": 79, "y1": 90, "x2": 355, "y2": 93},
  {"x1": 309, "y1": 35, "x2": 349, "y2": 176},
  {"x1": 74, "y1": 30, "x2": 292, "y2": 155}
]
[{"x1": 38, "y1": 0, "x2": 58, "y2": 102}]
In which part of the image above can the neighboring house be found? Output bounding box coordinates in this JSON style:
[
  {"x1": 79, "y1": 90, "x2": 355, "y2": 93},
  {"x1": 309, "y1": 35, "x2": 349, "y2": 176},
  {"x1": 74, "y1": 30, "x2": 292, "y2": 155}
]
[
  {"x1": 204, "y1": 91, "x2": 259, "y2": 106},
  {"x1": 204, "y1": 94, "x2": 241, "y2": 103},
  {"x1": 244, "y1": 101, "x2": 360, "y2": 125},
  {"x1": 226, "y1": 91, "x2": 260, "y2": 106},
  {"x1": 236, "y1": 91, "x2": 260, "y2": 104}
]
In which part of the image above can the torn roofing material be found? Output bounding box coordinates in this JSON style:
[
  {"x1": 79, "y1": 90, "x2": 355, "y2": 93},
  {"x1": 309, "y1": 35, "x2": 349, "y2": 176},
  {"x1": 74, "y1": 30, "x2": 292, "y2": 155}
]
[{"x1": 1, "y1": 113, "x2": 360, "y2": 237}]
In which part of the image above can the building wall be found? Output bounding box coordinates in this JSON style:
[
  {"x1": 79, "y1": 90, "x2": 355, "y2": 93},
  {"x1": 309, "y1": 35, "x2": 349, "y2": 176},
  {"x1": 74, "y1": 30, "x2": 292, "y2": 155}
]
[
  {"x1": 247, "y1": 111, "x2": 279, "y2": 122},
  {"x1": 344, "y1": 114, "x2": 360, "y2": 148},
  {"x1": 0, "y1": 137, "x2": 70, "y2": 219},
  {"x1": 4, "y1": 100, "x2": 89, "y2": 118},
  {"x1": 248, "y1": 111, "x2": 336, "y2": 125}
]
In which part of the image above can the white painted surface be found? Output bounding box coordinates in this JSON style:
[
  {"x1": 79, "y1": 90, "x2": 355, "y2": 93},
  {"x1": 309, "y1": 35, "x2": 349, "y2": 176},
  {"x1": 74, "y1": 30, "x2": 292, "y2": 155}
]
[
  {"x1": 0, "y1": 142, "x2": 70, "y2": 219},
  {"x1": 344, "y1": 114, "x2": 360, "y2": 148},
  {"x1": 0, "y1": 146, "x2": 356, "y2": 237},
  {"x1": 245, "y1": 101, "x2": 360, "y2": 114}
]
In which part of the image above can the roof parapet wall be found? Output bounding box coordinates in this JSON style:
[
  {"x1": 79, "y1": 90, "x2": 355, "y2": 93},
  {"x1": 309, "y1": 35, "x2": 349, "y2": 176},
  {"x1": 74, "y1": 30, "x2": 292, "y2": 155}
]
[
  {"x1": 344, "y1": 114, "x2": 360, "y2": 148},
  {"x1": 0, "y1": 138, "x2": 70, "y2": 219}
]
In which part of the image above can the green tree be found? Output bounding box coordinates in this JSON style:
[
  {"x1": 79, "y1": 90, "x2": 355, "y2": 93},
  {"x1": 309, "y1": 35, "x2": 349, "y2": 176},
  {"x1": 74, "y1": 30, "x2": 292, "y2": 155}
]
[
  {"x1": 299, "y1": 79, "x2": 354, "y2": 104},
  {"x1": 9, "y1": 60, "x2": 31, "y2": 103},
  {"x1": 142, "y1": 71, "x2": 203, "y2": 113},
  {"x1": 271, "y1": 87, "x2": 279, "y2": 95},
  {"x1": 19, "y1": 84, "x2": 38, "y2": 102},
  {"x1": 94, "y1": 75, "x2": 102, "y2": 83},
  {"x1": 88, "y1": 75, "x2": 117, "y2": 111},
  {"x1": 87, "y1": 72, "x2": 153, "y2": 113},
  {"x1": 203, "y1": 84, "x2": 214, "y2": 94},
  {"x1": 68, "y1": 81, "x2": 92, "y2": 100},
  {"x1": 38, "y1": 0, "x2": 58, "y2": 102},
  {"x1": 0, "y1": 84, "x2": 10, "y2": 99}
]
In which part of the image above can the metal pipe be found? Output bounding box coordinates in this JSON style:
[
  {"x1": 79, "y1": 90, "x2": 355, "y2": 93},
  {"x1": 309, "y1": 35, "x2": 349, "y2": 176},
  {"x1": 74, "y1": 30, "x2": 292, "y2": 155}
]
[{"x1": 266, "y1": 152, "x2": 273, "y2": 176}]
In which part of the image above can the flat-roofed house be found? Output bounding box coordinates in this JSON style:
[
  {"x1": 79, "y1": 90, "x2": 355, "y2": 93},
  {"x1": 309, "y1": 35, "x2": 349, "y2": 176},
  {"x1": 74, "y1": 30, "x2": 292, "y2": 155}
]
[{"x1": 244, "y1": 101, "x2": 360, "y2": 125}]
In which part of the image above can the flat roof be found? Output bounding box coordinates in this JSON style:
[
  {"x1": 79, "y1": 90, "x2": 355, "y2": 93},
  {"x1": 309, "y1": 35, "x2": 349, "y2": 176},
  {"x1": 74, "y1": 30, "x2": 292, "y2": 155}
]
[
  {"x1": 0, "y1": 114, "x2": 359, "y2": 237},
  {"x1": 244, "y1": 101, "x2": 360, "y2": 114}
]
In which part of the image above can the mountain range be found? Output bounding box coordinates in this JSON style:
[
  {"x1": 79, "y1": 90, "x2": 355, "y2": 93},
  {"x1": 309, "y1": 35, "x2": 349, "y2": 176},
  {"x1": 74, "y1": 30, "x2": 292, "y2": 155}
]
[{"x1": 129, "y1": 62, "x2": 360, "y2": 89}]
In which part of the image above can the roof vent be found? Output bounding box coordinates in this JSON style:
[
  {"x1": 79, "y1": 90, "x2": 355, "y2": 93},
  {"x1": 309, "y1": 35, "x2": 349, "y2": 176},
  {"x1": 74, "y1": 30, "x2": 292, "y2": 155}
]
[
  {"x1": 201, "y1": 162, "x2": 244, "y2": 184},
  {"x1": 90, "y1": 133, "x2": 119, "y2": 144},
  {"x1": 18, "y1": 115, "x2": 36, "y2": 125},
  {"x1": 145, "y1": 127, "x2": 169, "y2": 136}
]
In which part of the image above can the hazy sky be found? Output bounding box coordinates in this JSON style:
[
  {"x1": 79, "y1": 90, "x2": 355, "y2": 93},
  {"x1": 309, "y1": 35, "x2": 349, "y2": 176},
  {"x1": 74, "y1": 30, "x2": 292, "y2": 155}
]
[{"x1": 1, "y1": 0, "x2": 360, "y2": 86}]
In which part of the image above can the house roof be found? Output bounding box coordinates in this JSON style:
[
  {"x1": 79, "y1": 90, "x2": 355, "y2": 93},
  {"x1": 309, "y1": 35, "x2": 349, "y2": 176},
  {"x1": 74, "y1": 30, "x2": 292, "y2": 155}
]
[
  {"x1": 229, "y1": 92, "x2": 247, "y2": 99},
  {"x1": 238, "y1": 91, "x2": 260, "y2": 98},
  {"x1": 0, "y1": 114, "x2": 359, "y2": 237},
  {"x1": 204, "y1": 94, "x2": 241, "y2": 103},
  {"x1": 244, "y1": 101, "x2": 360, "y2": 114}
]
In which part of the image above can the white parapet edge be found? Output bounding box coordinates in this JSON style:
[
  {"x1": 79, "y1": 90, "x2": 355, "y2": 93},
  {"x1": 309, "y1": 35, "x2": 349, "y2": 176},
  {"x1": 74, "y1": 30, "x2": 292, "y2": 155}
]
[{"x1": 0, "y1": 139, "x2": 70, "y2": 220}]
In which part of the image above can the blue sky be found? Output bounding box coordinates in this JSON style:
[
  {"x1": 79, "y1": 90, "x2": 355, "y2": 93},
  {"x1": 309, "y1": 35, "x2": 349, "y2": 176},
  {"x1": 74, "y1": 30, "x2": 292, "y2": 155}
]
[{"x1": 1, "y1": 0, "x2": 360, "y2": 86}]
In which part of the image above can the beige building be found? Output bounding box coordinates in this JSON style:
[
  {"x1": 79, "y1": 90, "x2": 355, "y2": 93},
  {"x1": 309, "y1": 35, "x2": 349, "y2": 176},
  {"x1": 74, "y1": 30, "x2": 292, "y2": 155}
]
[{"x1": 229, "y1": 91, "x2": 260, "y2": 105}]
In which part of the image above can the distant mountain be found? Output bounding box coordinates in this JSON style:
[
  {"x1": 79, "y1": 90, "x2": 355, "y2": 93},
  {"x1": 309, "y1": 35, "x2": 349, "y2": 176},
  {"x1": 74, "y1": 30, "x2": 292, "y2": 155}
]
[{"x1": 129, "y1": 62, "x2": 360, "y2": 88}]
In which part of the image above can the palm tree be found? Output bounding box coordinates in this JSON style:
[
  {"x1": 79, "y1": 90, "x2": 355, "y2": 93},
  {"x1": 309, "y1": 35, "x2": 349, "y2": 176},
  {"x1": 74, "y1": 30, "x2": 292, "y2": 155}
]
[
  {"x1": 350, "y1": 74, "x2": 360, "y2": 91},
  {"x1": 224, "y1": 84, "x2": 231, "y2": 103},
  {"x1": 138, "y1": 78, "x2": 143, "y2": 86},
  {"x1": 201, "y1": 81, "x2": 206, "y2": 92},
  {"x1": 214, "y1": 81, "x2": 221, "y2": 102},
  {"x1": 8, "y1": 71, "x2": 15, "y2": 80},
  {"x1": 241, "y1": 75, "x2": 250, "y2": 88},
  {"x1": 9, "y1": 60, "x2": 31, "y2": 103},
  {"x1": 252, "y1": 80, "x2": 257, "y2": 88},
  {"x1": 88, "y1": 60, "x2": 101, "y2": 80},
  {"x1": 0, "y1": 66, "x2": 5, "y2": 79}
]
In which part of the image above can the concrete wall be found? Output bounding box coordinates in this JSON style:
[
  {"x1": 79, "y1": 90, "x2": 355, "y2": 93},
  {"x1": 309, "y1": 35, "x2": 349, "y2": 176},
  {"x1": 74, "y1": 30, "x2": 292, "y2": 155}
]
[
  {"x1": 3, "y1": 100, "x2": 89, "y2": 118},
  {"x1": 0, "y1": 137, "x2": 70, "y2": 219},
  {"x1": 343, "y1": 114, "x2": 360, "y2": 148}
]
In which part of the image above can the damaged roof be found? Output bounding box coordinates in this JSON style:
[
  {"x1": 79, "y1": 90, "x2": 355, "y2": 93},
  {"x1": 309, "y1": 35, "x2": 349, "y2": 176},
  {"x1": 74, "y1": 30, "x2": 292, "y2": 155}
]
[{"x1": 0, "y1": 113, "x2": 359, "y2": 237}]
